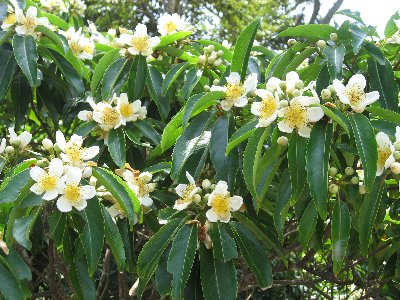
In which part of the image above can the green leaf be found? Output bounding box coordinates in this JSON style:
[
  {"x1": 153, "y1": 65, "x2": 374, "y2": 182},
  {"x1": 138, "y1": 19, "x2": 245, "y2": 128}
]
[
  {"x1": 359, "y1": 180, "x2": 385, "y2": 256},
  {"x1": 0, "y1": 263, "x2": 24, "y2": 300},
  {"x1": 42, "y1": 12, "x2": 69, "y2": 30},
  {"x1": 230, "y1": 222, "x2": 272, "y2": 288},
  {"x1": 167, "y1": 224, "x2": 198, "y2": 300},
  {"x1": 12, "y1": 34, "x2": 38, "y2": 87},
  {"x1": 226, "y1": 120, "x2": 257, "y2": 155},
  {"x1": 48, "y1": 211, "x2": 66, "y2": 244},
  {"x1": 13, "y1": 206, "x2": 42, "y2": 250},
  {"x1": 74, "y1": 121, "x2": 98, "y2": 137},
  {"x1": 367, "y1": 106, "x2": 400, "y2": 124},
  {"x1": 299, "y1": 201, "x2": 318, "y2": 248},
  {"x1": 68, "y1": 258, "x2": 96, "y2": 300},
  {"x1": 92, "y1": 167, "x2": 140, "y2": 225},
  {"x1": 128, "y1": 55, "x2": 147, "y2": 100},
  {"x1": 79, "y1": 198, "x2": 104, "y2": 276},
  {"x1": 283, "y1": 47, "x2": 318, "y2": 77},
  {"x1": 179, "y1": 67, "x2": 202, "y2": 101},
  {"x1": 384, "y1": 11, "x2": 400, "y2": 38},
  {"x1": 363, "y1": 43, "x2": 385, "y2": 65},
  {"x1": 199, "y1": 244, "x2": 237, "y2": 300},
  {"x1": 157, "y1": 45, "x2": 198, "y2": 63},
  {"x1": 134, "y1": 120, "x2": 161, "y2": 145},
  {"x1": 3, "y1": 248, "x2": 31, "y2": 280},
  {"x1": 160, "y1": 109, "x2": 184, "y2": 152},
  {"x1": 288, "y1": 133, "x2": 308, "y2": 203},
  {"x1": 101, "y1": 205, "x2": 126, "y2": 271},
  {"x1": 91, "y1": 48, "x2": 121, "y2": 94},
  {"x1": 101, "y1": 57, "x2": 130, "y2": 100},
  {"x1": 107, "y1": 128, "x2": 126, "y2": 168},
  {"x1": 137, "y1": 218, "x2": 187, "y2": 299},
  {"x1": 368, "y1": 57, "x2": 399, "y2": 112},
  {"x1": 348, "y1": 114, "x2": 377, "y2": 191},
  {"x1": 147, "y1": 65, "x2": 170, "y2": 120},
  {"x1": 0, "y1": 47, "x2": 17, "y2": 100},
  {"x1": 182, "y1": 91, "x2": 225, "y2": 127},
  {"x1": 278, "y1": 24, "x2": 336, "y2": 40},
  {"x1": 231, "y1": 18, "x2": 261, "y2": 80},
  {"x1": 306, "y1": 122, "x2": 333, "y2": 219},
  {"x1": 274, "y1": 169, "x2": 291, "y2": 239},
  {"x1": 157, "y1": 31, "x2": 192, "y2": 47},
  {"x1": 0, "y1": 168, "x2": 32, "y2": 204},
  {"x1": 324, "y1": 45, "x2": 345, "y2": 80},
  {"x1": 11, "y1": 74, "x2": 31, "y2": 129},
  {"x1": 320, "y1": 106, "x2": 350, "y2": 135},
  {"x1": 35, "y1": 25, "x2": 65, "y2": 53},
  {"x1": 211, "y1": 222, "x2": 238, "y2": 262},
  {"x1": 332, "y1": 200, "x2": 351, "y2": 274},
  {"x1": 161, "y1": 62, "x2": 189, "y2": 96},
  {"x1": 350, "y1": 24, "x2": 367, "y2": 54}
]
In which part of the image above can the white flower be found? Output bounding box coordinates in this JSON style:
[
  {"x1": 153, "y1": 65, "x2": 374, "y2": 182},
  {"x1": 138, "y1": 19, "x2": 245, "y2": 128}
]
[
  {"x1": 40, "y1": 0, "x2": 67, "y2": 14},
  {"x1": 277, "y1": 96, "x2": 324, "y2": 138},
  {"x1": 210, "y1": 72, "x2": 258, "y2": 111},
  {"x1": 206, "y1": 181, "x2": 243, "y2": 223},
  {"x1": 121, "y1": 24, "x2": 160, "y2": 57},
  {"x1": 56, "y1": 167, "x2": 96, "y2": 212},
  {"x1": 173, "y1": 172, "x2": 201, "y2": 210},
  {"x1": 68, "y1": 0, "x2": 87, "y2": 17},
  {"x1": 77, "y1": 97, "x2": 97, "y2": 121},
  {"x1": 0, "y1": 139, "x2": 6, "y2": 154},
  {"x1": 1, "y1": 12, "x2": 17, "y2": 31},
  {"x1": 123, "y1": 170, "x2": 155, "y2": 207},
  {"x1": 42, "y1": 138, "x2": 53, "y2": 150},
  {"x1": 116, "y1": 93, "x2": 147, "y2": 125},
  {"x1": 56, "y1": 131, "x2": 99, "y2": 167},
  {"x1": 333, "y1": 74, "x2": 379, "y2": 113},
  {"x1": 62, "y1": 28, "x2": 95, "y2": 60},
  {"x1": 251, "y1": 89, "x2": 279, "y2": 127},
  {"x1": 266, "y1": 77, "x2": 283, "y2": 93},
  {"x1": 285, "y1": 71, "x2": 300, "y2": 94},
  {"x1": 30, "y1": 158, "x2": 65, "y2": 200},
  {"x1": 92, "y1": 102, "x2": 123, "y2": 131},
  {"x1": 376, "y1": 132, "x2": 395, "y2": 176},
  {"x1": 8, "y1": 127, "x2": 32, "y2": 149},
  {"x1": 157, "y1": 13, "x2": 185, "y2": 36},
  {"x1": 15, "y1": 7, "x2": 49, "y2": 36}
]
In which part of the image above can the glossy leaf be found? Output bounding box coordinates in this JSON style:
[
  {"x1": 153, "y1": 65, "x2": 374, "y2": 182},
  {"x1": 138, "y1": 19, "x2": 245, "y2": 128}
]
[
  {"x1": 13, "y1": 34, "x2": 38, "y2": 87},
  {"x1": 101, "y1": 57, "x2": 130, "y2": 100},
  {"x1": 161, "y1": 62, "x2": 189, "y2": 96},
  {"x1": 107, "y1": 128, "x2": 126, "y2": 168},
  {"x1": 147, "y1": 65, "x2": 170, "y2": 120},
  {"x1": 0, "y1": 169, "x2": 32, "y2": 204},
  {"x1": 128, "y1": 54, "x2": 147, "y2": 100},
  {"x1": 13, "y1": 206, "x2": 42, "y2": 250},
  {"x1": 288, "y1": 133, "x2": 308, "y2": 203},
  {"x1": 278, "y1": 24, "x2": 336, "y2": 40},
  {"x1": 91, "y1": 48, "x2": 121, "y2": 94},
  {"x1": 0, "y1": 47, "x2": 17, "y2": 100},
  {"x1": 225, "y1": 120, "x2": 257, "y2": 155},
  {"x1": 0, "y1": 263, "x2": 24, "y2": 300},
  {"x1": 324, "y1": 44, "x2": 345, "y2": 80},
  {"x1": 299, "y1": 201, "x2": 318, "y2": 248},
  {"x1": 332, "y1": 200, "x2": 351, "y2": 274},
  {"x1": 210, "y1": 222, "x2": 238, "y2": 262}
]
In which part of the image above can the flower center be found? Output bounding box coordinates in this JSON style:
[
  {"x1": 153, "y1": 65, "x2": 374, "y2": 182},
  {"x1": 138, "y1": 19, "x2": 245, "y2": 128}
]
[
  {"x1": 345, "y1": 85, "x2": 365, "y2": 107},
  {"x1": 284, "y1": 102, "x2": 308, "y2": 129},
  {"x1": 102, "y1": 107, "x2": 120, "y2": 127},
  {"x1": 212, "y1": 194, "x2": 230, "y2": 216},
  {"x1": 65, "y1": 184, "x2": 82, "y2": 203},
  {"x1": 83, "y1": 44, "x2": 93, "y2": 54},
  {"x1": 165, "y1": 21, "x2": 177, "y2": 33},
  {"x1": 378, "y1": 144, "x2": 392, "y2": 168},
  {"x1": 39, "y1": 174, "x2": 57, "y2": 191},
  {"x1": 259, "y1": 95, "x2": 277, "y2": 119},
  {"x1": 119, "y1": 103, "x2": 133, "y2": 118},
  {"x1": 131, "y1": 36, "x2": 149, "y2": 52},
  {"x1": 70, "y1": 41, "x2": 82, "y2": 56},
  {"x1": 65, "y1": 142, "x2": 83, "y2": 165},
  {"x1": 175, "y1": 184, "x2": 195, "y2": 205},
  {"x1": 225, "y1": 83, "x2": 244, "y2": 101},
  {"x1": 4, "y1": 14, "x2": 16, "y2": 25},
  {"x1": 23, "y1": 17, "x2": 37, "y2": 30}
]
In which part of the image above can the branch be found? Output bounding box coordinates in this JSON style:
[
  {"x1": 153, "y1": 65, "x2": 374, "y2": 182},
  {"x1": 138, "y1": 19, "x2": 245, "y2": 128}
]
[
  {"x1": 309, "y1": 0, "x2": 321, "y2": 24},
  {"x1": 322, "y1": 0, "x2": 344, "y2": 24}
]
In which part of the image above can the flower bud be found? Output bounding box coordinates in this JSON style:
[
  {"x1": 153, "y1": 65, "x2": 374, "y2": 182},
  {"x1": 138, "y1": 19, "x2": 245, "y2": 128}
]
[
  {"x1": 198, "y1": 55, "x2": 206, "y2": 65},
  {"x1": 351, "y1": 176, "x2": 359, "y2": 185},
  {"x1": 208, "y1": 45, "x2": 215, "y2": 52},
  {"x1": 83, "y1": 166, "x2": 92, "y2": 178},
  {"x1": 213, "y1": 79, "x2": 220, "y2": 85},
  {"x1": 277, "y1": 136, "x2": 288, "y2": 147},
  {"x1": 204, "y1": 85, "x2": 210, "y2": 91},
  {"x1": 394, "y1": 151, "x2": 400, "y2": 160},
  {"x1": 288, "y1": 38, "x2": 297, "y2": 46},
  {"x1": 217, "y1": 50, "x2": 224, "y2": 56},
  {"x1": 214, "y1": 59, "x2": 222, "y2": 67},
  {"x1": 90, "y1": 176, "x2": 97, "y2": 187},
  {"x1": 5, "y1": 146, "x2": 14, "y2": 154},
  {"x1": 53, "y1": 143, "x2": 61, "y2": 153},
  {"x1": 359, "y1": 185, "x2": 366, "y2": 195},
  {"x1": 330, "y1": 33, "x2": 338, "y2": 42},
  {"x1": 295, "y1": 80, "x2": 304, "y2": 89},
  {"x1": 292, "y1": 89, "x2": 301, "y2": 97},
  {"x1": 37, "y1": 159, "x2": 47, "y2": 168},
  {"x1": 204, "y1": 193, "x2": 210, "y2": 201},
  {"x1": 193, "y1": 194, "x2": 202, "y2": 203},
  {"x1": 208, "y1": 56, "x2": 215, "y2": 64},
  {"x1": 394, "y1": 142, "x2": 400, "y2": 151},
  {"x1": 279, "y1": 100, "x2": 289, "y2": 108},
  {"x1": 202, "y1": 179, "x2": 211, "y2": 189},
  {"x1": 391, "y1": 162, "x2": 400, "y2": 174},
  {"x1": 107, "y1": 28, "x2": 116, "y2": 37},
  {"x1": 210, "y1": 184, "x2": 216, "y2": 191},
  {"x1": 42, "y1": 138, "x2": 53, "y2": 150},
  {"x1": 345, "y1": 167, "x2": 354, "y2": 176},
  {"x1": 279, "y1": 81, "x2": 286, "y2": 90},
  {"x1": 328, "y1": 84, "x2": 336, "y2": 95},
  {"x1": 321, "y1": 89, "x2": 332, "y2": 101},
  {"x1": 10, "y1": 137, "x2": 21, "y2": 147},
  {"x1": 317, "y1": 40, "x2": 327, "y2": 49},
  {"x1": 329, "y1": 183, "x2": 339, "y2": 194},
  {"x1": 328, "y1": 167, "x2": 337, "y2": 176}
]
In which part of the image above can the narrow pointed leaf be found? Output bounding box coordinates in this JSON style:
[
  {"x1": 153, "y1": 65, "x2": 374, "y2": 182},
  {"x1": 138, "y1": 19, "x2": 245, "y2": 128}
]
[
  {"x1": 332, "y1": 200, "x2": 351, "y2": 274},
  {"x1": 13, "y1": 35, "x2": 38, "y2": 87}
]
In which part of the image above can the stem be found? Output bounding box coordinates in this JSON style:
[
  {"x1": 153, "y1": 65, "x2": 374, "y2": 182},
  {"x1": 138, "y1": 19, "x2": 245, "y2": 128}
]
[{"x1": 31, "y1": 87, "x2": 53, "y2": 139}]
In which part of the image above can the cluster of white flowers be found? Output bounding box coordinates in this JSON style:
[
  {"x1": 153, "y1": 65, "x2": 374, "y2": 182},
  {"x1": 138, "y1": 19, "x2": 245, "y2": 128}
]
[
  {"x1": 375, "y1": 126, "x2": 400, "y2": 177},
  {"x1": 40, "y1": 0, "x2": 67, "y2": 14},
  {"x1": 1, "y1": 6, "x2": 49, "y2": 37},
  {"x1": 173, "y1": 172, "x2": 243, "y2": 223},
  {"x1": 157, "y1": 13, "x2": 192, "y2": 36},
  {"x1": 29, "y1": 131, "x2": 99, "y2": 212},
  {"x1": 78, "y1": 93, "x2": 147, "y2": 141},
  {"x1": 0, "y1": 127, "x2": 32, "y2": 156},
  {"x1": 60, "y1": 27, "x2": 95, "y2": 59},
  {"x1": 68, "y1": 0, "x2": 87, "y2": 17},
  {"x1": 198, "y1": 45, "x2": 224, "y2": 67}
]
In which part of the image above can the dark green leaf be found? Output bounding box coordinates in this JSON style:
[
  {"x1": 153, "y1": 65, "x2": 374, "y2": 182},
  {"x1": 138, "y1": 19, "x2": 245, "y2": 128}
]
[
  {"x1": 0, "y1": 263, "x2": 24, "y2": 300},
  {"x1": 0, "y1": 47, "x2": 17, "y2": 100},
  {"x1": 288, "y1": 133, "x2": 308, "y2": 203},
  {"x1": 13, "y1": 206, "x2": 42, "y2": 250},
  {"x1": 278, "y1": 24, "x2": 336, "y2": 40},
  {"x1": 211, "y1": 222, "x2": 238, "y2": 262},
  {"x1": 161, "y1": 62, "x2": 189, "y2": 96},
  {"x1": 299, "y1": 201, "x2": 317, "y2": 248},
  {"x1": 367, "y1": 106, "x2": 400, "y2": 124},
  {"x1": 324, "y1": 45, "x2": 345, "y2": 80},
  {"x1": 107, "y1": 128, "x2": 126, "y2": 168},
  {"x1": 128, "y1": 55, "x2": 147, "y2": 100},
  {"x1": 11, "y1": 74, "x2": 31, "y2": 129},
  {"x1": 147, "y1": 65, "x2": 170, "y2": 120},
  {"x1": 350, "y1": 24, "x2": 367, "y2": 54},
  {"x1": 135, "y1": 119, "x2": 161, "y2": 145},
  {"x1": 0, "y1": 169, "x2": 32, "y2": 204},
  {"x1": 101, "y1": 57, "x2": 129, "y2": 100},
  {"x1": 226, "y1": 120, "x2": 257, "y2": 155},
  {"x1": 91, "y1": 48, "x2": 121, "y2": 94},
  {"x1": 13, "y1": 34, "x2": 38, "y2": 87},
  {"x1": 332, "y1": 200, "x2": 351, "y2": 274}
]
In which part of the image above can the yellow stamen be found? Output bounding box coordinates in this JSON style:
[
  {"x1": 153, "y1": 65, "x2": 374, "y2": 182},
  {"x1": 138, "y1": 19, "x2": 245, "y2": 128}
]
[
  {"x1": 211, "y1": 194, "x2": 230, "y2": 216},
  {"x1": 131, "y1": 36, "x2": 149, "y2": 52},
  {"x1": 378, "y1": 145, "x2": 392, "y2": 168},
  {"x1": 39, "y1": 174, "x2": 57, "y2": 191},
  {"x1": 346, "y1": 85, "x2": 365, "y2": 107},
  {"x1": 259, "y1": 95, "x2": 277, "y2": 119},
  {"x1": 283, "y1": 102, "x2": 308, "y2": 129},
  {"x1": 65, "y1": 142, "x2": 83, "y2": 165},
  {"x1": 119, "y1": 103, "x2": 133, "y2": 118},
  {"x1": 175, "y1": 184, "x2": 195, "y2": 205},
  {"x1": 4, "y1": 14, "x2": 16, "y2": 25},
  {"x1": 225, "y1": 83, "x2": 244, "y2": 101},
  {"x1": 64, "y1": 184, "x2": 82, "y2": 203},
  {"x1": 102, "y1": 107, "x2": 120, "y2": 127},
  {"x1": 23, "y1": 17, "x2": 37, "y2": 30},
  {"x1": 165, "y1": 21, "x2": 177, "y2": 33}
]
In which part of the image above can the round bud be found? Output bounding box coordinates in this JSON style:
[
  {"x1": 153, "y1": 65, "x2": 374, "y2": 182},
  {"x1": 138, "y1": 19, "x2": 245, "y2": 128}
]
[
  {"x1": 321, "y1": 89, "x2": 332, "y2": 101},
  {"x1": 277, "y1": 136, "x2": 289, "y2": 147},
  {"x1": 391, "y1": 162, "x2": 400, "y2": 174},
  {"x1": 317, "y1": 39, "x2": 327, "y2": 49},
  {"x1": 208, "y1": 45, "x2": 215, "y2": 52},
  {"x1": 279, "y1": 81, "x2": 286, "y2": 90},
  {"x1": 394, "y1": 151, "x2": 400, "y2": 160},
  {"x1": 198, "y1": 55, "x2": 206, "y2": 65},
  {"x1": 208, "y1": 57, "x2": 215, "y2": 64},
  {"x1": 89, "y1": 176, "x2": 97, "y2": 187},
  {"x1": 36, "y1": 159, "x2": 47, "y2": 168},
  {"x1": 42, "y1": 138, "x2": 53, "y2": 150},
  {"x1": 279, "y1": 100, "x2": 289, "y2": 108},
  {"x1": 210, "y1": 184, "x2": 216, "y2": 191},
  {"x1": 203, "y1": 46, "x2": 211, "y2": 53},
  {"x1": 359, "y1": 185, "x2": 367, "y2": 195},
  {"x1": 107, "y1": 28, "x2": 116, "y2": 37},
  {"x1": 204, "y1": 193, "x2": 210, "y2": 201},
  {"x1": 204, "y1": 85, "x2": 210, "y2": 91},
  {"x1": 329, "y1": 183, "x2": 339, "y2": 194},
  {"x1": 345, "y1": 167, "x2": 354, "y2": 176},
  {"x1": 214, "y1": 59, "x2": 222, "y2": 67},
  {"x1": 213, "y1": 79, "x2": 220, "y2": 85},
  {"x1": 10, "y1": 137, "x2": 21, "y2": 147},
  {"x1": 295, "y1": 80, "x2": 304, "y2": 89},
  {"x1": 328, "y1": 85, "x2": 336, "y2": 94},
  {"x1": 394, "y1": 142, "x2": 400, "y2": 151},
  {"x1": 202, "y1": 179, "x2": 211, "y2": 189},
  {"x1": 292, "y1": 89, "x2": 301, "y2": 97},
  {"x1": 53, "y1": 143, "x2": 61, "y2": 153},
  {"x1": 217, "y1": 50, "x2": 224, "y2": 56},
  {"x1": 351, "y1": 176, "x2": 359, "y2": 185},
  {"x1": 330, "y1": 33, "x2": 338, "y2": 42},
  {"x1": 328, "y1": 167, "x2": 337, "y2": 176},
  {"x1": 193, "y1": 194, "x2": 202, "y2": 203},
  {"x1": 288, "y1": 38, "x2": 297, "y2": 46},
  {"x1": 266, "y1": 87, "x2": 275, "y2": 94},
  {"x1": 83, "y1": 166, "x2": 92, "y2": 178},
  {"x1": 5, "y1": 146, "x2": 14, "y2": 154}
]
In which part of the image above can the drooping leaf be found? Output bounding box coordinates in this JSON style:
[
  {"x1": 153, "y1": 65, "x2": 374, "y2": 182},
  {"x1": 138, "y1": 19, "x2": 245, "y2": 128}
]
[
  {"x1": 91, "y1": 48, "x2": 121, "y2": 94},
  {"x1": 288, "y1": 133, "x2": 308, "y2": 203},
  {"x1": 13, "y1": 34, "x2": 38, "y2": 87},
  {"x1": 0, "y1": 47, "x2": 17, "y2": 100},
  {"x1": 10, "y1": 74, "x2": 31, "y2": 129},
  {"x1": 147, "y1": 65, "x2": 170, "y2": 120},
  {"x1": 210, "y1": 222, "x2": 238, "y2": 262},
  {"x1": 298, "y1": 201, "x2": 318, "y2": 248},
  {"x1": 350, "y1": 24, "x2": 367, "y2": 54},
  {"x1": 0, "y1": 169, "x2": 33, "y2": 204},
  {"x1": 107, "y1": 128, "x2": 126, "y2": 168},
  {"x1": 161, "y1": 62, "x2": 189, "y2": 96},
  {"x1": 278, "y1": 24, "x2": 336, "y2": 40},
  {"x1": 332, "y1": 200, "x2": 351, "y2": 274},
  {"x1": 128, "y1": 54, "x2": 147, "y2": 100},
  {"x1": 101, "y1": 57, "x2": 130, "y2": 100},
  {"x1": 12, "y1": 206, "x2": 42, "y2": 250},
  {"x1": 0, "y1": 263, "x2": 24, "y2": 300},
  {"x1": 226, "y1": 120, "x2": 257, "y2": 155}
]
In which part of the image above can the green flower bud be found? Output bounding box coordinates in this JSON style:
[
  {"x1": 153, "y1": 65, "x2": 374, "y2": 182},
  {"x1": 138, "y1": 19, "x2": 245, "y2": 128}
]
[
  {"x1": 330, "y1": 32, "x2": 338, "y2": 42},
  {"x1": 329, "y1": 183, "x2": 339, "y2": 194},
  {"x1": 317, "y1": 40, "x2": 326, "y2": 49},
  {"x1": 345, "y1": 167, "x2": 354, "y2": 176},
  {"x1": 277, "y1": 136, "x2": 289, "y2": 147},
  {"x1": 279, "y1": 100, "x2": 289, "y2": 108},
  {"x1": 351, "y1": 176, "x2": 359, "y2": 185},
  {"x1": 295, "y1": 80, "x2": 304, "y2": 89},
  {"x1": 288, "y1": 38, "x2": 297, "y2": 46},
  {"x1": 321, "y1": 89, "x2": 332, "y2": 101},
  {"x1": 394, "y1": 142, "x2": 400, "y2": 151},
  {"x1": 328, "y1": 167, "x2": 337, "y2": 176}
]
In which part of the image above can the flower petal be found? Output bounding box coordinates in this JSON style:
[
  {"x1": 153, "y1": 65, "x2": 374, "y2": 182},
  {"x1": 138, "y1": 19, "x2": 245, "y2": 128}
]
[
  {"x1": 205, "y1": 209, "x2": 219, "y2": 222},
  {"x1": 140, "y1": 195, "x2": 153, "y2": 207},
  {"x1": 278, "y1": 120, "x2": 294, "y2": 134},
  {"x1": 43, "y1": 189, "x2": 59, "y2": 200},
  {"x1": 307, "y1": 107, "x2": 324, "y2": 123},
  {"x1": 74, "y1": 199, "x2": 88, "y2": 211},
  {"x1": 186, "y1": 171, "x2": 196, "y2": 185},
  {"x1": 56, "y1": 130, "x2": 66, "y2": 151},
  {"x1": 298, "y1": 126, "x2": 312, "y2": 138},
  {"x1": 30, "y1": 166, "x2": 45, "y2": 182},
  {"x1": 364, "y1": 91, "x2": 379, "y2": 105},
  {"x1": 30, "y1": 183, "x2": 44, "y2": 195},
  {"x1": 66, "y1": 167, "x2": 82, "y2": 185},
  {"x1": 214, "y1": 181, "x2": 228, "y2": 195},
  {"x1": 56, "y1": 196, "x2": 72, "y2": 212},
  {"x1": 333, "y1": 79, "x2": 346, "y2": 95},
  {"x1": 229, "y1": 196, "x2": 243, "y2": 211},
  {"x1": 48, "y1": 158, "x2": 64, "y2": 177},
  {"x1": 175, "y1": 184, "x2": 187, "y2": 197},
  {"x1": 348, "y1": 74, "x2": 366, "y2": 90},
  {"x1": 234, "y1": 96, "x2": 248, "y2": 108},
  {"x1": 81, "y1": 185, "x2": 96, "y2": 200},
  {"x1": 82, "y1": 146, "x2": 99, "y2": 160},
  {"x1": 227, "y1": 72, "x2": 240, "y2": 85}
]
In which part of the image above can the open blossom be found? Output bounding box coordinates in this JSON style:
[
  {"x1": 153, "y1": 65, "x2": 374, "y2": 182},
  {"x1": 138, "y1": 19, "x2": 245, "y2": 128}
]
[
  {"x1": 376, "y1": 132, "x2": 395, "y2": 176},
  {"x1": 251, "y1": 89, "x2": 279, "y2": 127},
  {"x1": 92, "y1": 102, "x2": 123, "y2": 131},
  {"x1": 61, "y1": 28, "x2": 95, "y2": 60},
  {"x1": 157, "y1": 13, "x2": 186, "y2": 36},
  {"x1": 56, "y1": 131, "x2": 99, "y2": 167},
  {"x1": 8, "y1": 127, "x2": 32, "y2": 149},
  {"x1": 206, "y1": 181, "x2": 243, "y2": 223},
  {"x1": 173, "y1": 172, "x2": 201, "y2": 210},
  {"x1": 14, "y1": 7, "x2": 49, "y2": 36},
  {"x1": 116, "y1": 93, "x2": 147, "y2": 125},
  {"x1": 277, "y1": 96, "x2": 324, "y2": 138},
  {"x1": 285, "y1": 71, "x2": 301, "y2": 95},
  {"x1": 56, "y1": 167, "x2": 96, "y2": 212},
  {"x1": 1, "y1": 9, "x2": 17, "y2": 31},
  {"x1": 333, "y1": 74, "x2": 379, "y2": 113},
  {"x1": 211, "y1": 72, "x2": 258, "y2": 111},
  {"x1": 122, "y1": 170, "x2": 155, "y2": 207},
  {"x1": 30, "y1": 158, "x2": 65, "y2": 200},
  {"x1": 120, "y1": 24, "x2": 160, "y2": 57}
]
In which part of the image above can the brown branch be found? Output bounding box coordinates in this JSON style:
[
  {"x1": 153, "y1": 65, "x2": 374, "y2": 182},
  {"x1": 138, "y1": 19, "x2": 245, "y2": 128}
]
[
  {"x1": 322, "y1": 0, "x2": 344, "y2": 24},
  {"x1": 309, "y1": 0, "x2": 321, "y2": 24},
  {"x1": 96, "y1": 248, "x2": 112, "y2": 300}
]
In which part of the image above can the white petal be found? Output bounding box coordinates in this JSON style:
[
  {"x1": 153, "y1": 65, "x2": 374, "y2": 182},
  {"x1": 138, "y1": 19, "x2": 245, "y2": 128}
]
[
  {"x1": 43, "y1": 189, "x2": 59, "y2": 200},
  {"x1": 173, "y1": 201, "x2": 191, "y2": 210},
  {"x1": 66, "y1": 167, "x2": 82, "y2": 185},
  {"x1": 278, "y1": 120, "x2": 294, "y2": 134},
  {"x1": 82, "y1": 146, "x2": 99, "y2": 160},
  {"x1": 56, "y1": 196, "x2": 73, "y2": 212},
  {"x1": 19, "y1": 131, "x2": 32, "y2": 147},
  {"x1": 385, "y1": 154, "x2": 396, "y2": 169},
  {"x1": 135, "y1": 23, "x2": 148, "y2": 35},
  {"x1": 226, "y1": 72, "x2": 240, "y2": 85},
  {"x1": 255, "y1": 89, "x2": 269, "y2": 99},
  {"x1": 48, "y1": 158, "x2": 64, "y2": 177},
  {"x1": 348, "y1": 74, "x2": 366, "y2": 90},
  {"x1": 221, "y1": 100, "x2": 232, "y2": 111},
  {"x1": 229, "y1": 196, "x2": 243, "y2": 211},
  {"x1": 219, "y1": 212, "x2": 231, "y2": 223},
  {"x1": 140, "y1": 195, "x2": 153, "y2": 207},
  {"x1": 139, "y1": 172, "x2": 152, "y2": 182},
  {"x1": 30, "y1": 166, "x2": 45, "y2": 182},
  {"x1": 307, "y1": 107, "x2": 324, "y2": 123},
  {"x1": 286, "y1": 71, "x2": 299, "y2": 83},
  {"x1": 214, "y1": 181, "x2": 228, "y2": 194},
  {"x1": 56, "y1": 131, "x2": 66, "y2": 151},
  {"x1": 73, "y1": 199, "x2": 88, "y2": 211},
  {"x1": 396, "y1": 126, "x2": 400, "y2": 142},
  {"x1": 206, "y1": 209, "x2": 219, "y2": 222},
  {"x1": 352, "y1": 102, "x2": 367, "y2": 113},
  {"x1": 30, "y1": 183, "x2": 44, "y2": 195},
  {"x1": 364, "y1": 91, "x2": 379, "y2": 105},
  {"x1": 234, "y1": 97, "x2": 248, "y2": 108},
  {"x1": 298, "y1": 126, "x2": 312, "y2": 138},
  {"x1": 186, "y1": 171, "x2": 196, "y2": 185},
  {"x1": 175, "y1": 184, "x2": 187, "y2": 197},
  {"x1": 376, "y1": 166, "x2": 384, "y2": 176},
  {"x1": 81, "y1": 185, "x2": 96, "y2": 200},
  {"x1": 376, "y1": 132, "x2": 391, "y2": 146},
  {"x1": 70, "y1": 134, "x2": 83, "y2": 147},
  {"x1": 15, "y1": 25, "x2": 28, "y2": 35},
  {"x1": 210, "y1": 85, "x2": 225, "y2": 92},
  {"x1": 333, "y1": 79, "x2": 346, "y2": 95},
  {"x1": 251, "y1": 102, "x2": 261, "y2": 116},
  {"x1": 150, "y1": 36, "x2": 160, "y2": 48},
  {"x1": 26, "y1": 6, "x2": 38, "y2": 18},
  {"x1": 244, "y1": 73, "x2": 258, "y2": 93}
]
